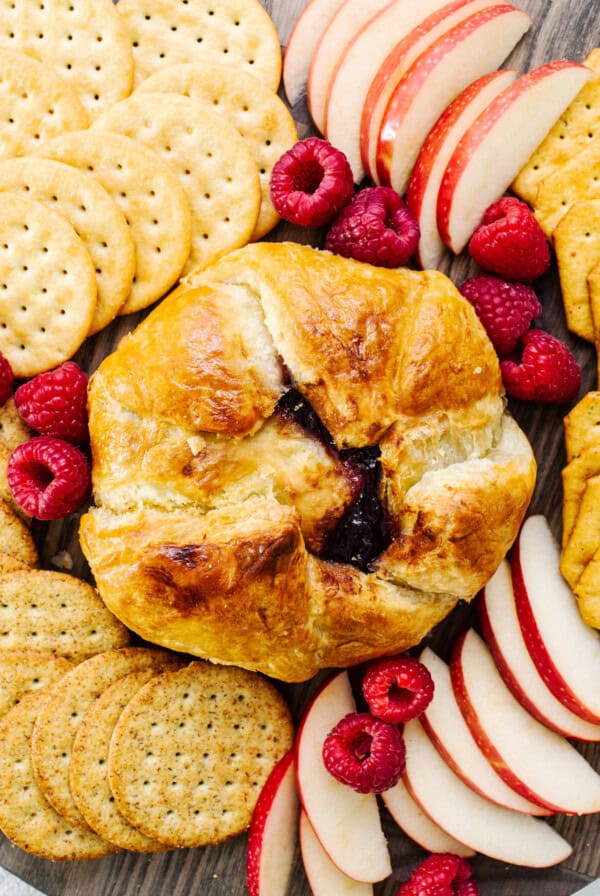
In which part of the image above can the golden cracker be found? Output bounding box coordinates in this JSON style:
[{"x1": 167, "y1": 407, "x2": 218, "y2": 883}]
[
  {"x1": 533, "y1": 134, "x2": 600, "y2": 237},
  {"x1": 108, "y1": 662, "x2": 294, "y2": 848},
  {"x1": 560, "y1": 473, "x2": 600, "y2": 587},
  {"x1": 0, "y1": 397, "x2": 31, "y2": 451},
  {"x1": 0, "y1": 649, "x2": 73, "y2": 718},
  {"x1": 0, "y1": 569, "x2": 130, "y2": 660},
  {"x1": 91, "y1": 92, "x2": 261, "y2": 275},
  {"x1": 513, "y1": 48, "x2": 600, "y2": 204},
  {"x1": 587, "y1": 262, "x2": 600, "y2": 380},
  {"x1": 0, "y1": 192, "x2": 97, "y2": 377},
  {"x1": 0, "y1": 500, "x2": 37, "y2": 566},
  {"x1": 116, "y1": 0, "x2": 281, "y2": 91},
  {"x1": 0, "y1": 157, "x2": 136, "y2": 335},
  {"x1": 561, "y1": 445, "x2": 600, "y2": 547},
  {"x1": 552, "y1": 198, "x2": 600, "y2": 342},
  {"x1": 574, "y1": 550, "x2": 600, "y2": 629},
  {"x1": 0, "y1": 0, "x2": 133, "y2": 120},
  {"x1": 0, "y1": 689, "x2": 117, "y2": 859},
  {"x1": 38, "y1": 130, "x2": 192, "y2": 314},
  {"x1": 564, "y1": 390, "x2": 600, "y2": 463},
  {"x1": 0, "y1": 48, "x2": 89, "y2": 161},
  {"x1": 31, "y1": 647, "x2": 178, "y2": 831},
  {"x1": 0, "y1": 552, "x2": 28, "y2": 575},
  {"x1": 0, "y1": 442, "x2": 29, "y2": 522},
  {"x1": 137, "y1": 62, "x2": 298, "y2": 240}
]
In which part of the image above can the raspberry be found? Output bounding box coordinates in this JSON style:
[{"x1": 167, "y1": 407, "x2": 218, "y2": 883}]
[
  {"x1": 14, "y1": 361, "x2": 89, "y2": 444},
  {"x1": 322, "y1": 711, "x2": 406, "y2": 794},
  {"x1": 468, "y1": 196, "x2": 551, "y2": 281},
  {"x1": 0, "y1": 353, "x2": 13, "y2": 407},
  {"x1": 7, "y1": 436, "x2": 91, "y2": 520},
  {"x1": 500, "y1": 329, "x2": 581, "y2": 404},
  {"x1": 325, "y1": 186, "x2": 419, "y2": 267},
  {"x1": 397, "y1": 853, "x2": 479, "y2": 896},
  {"x1": 459, "y1": 275, "x2": 541, "y2": 355},
  {"x1": 362, "y1": 655, "x2": 434, "y2": 724},
  {"x1": 269, "y1": 137, "x2": 354, "y2": 228}
]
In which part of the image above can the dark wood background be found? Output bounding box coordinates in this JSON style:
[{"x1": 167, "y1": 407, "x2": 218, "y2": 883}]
[{"x1": 2, "y1": 0, "x2": 600, "y2": 893}]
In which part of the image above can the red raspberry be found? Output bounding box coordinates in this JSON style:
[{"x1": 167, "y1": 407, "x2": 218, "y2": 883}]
[
  {"x1": 397, "y1": 853, "x2": 479, "y2": 896},
  {"x1": 14, "y1": 361, "x2": 88, "y2": 444},
  {"x1": 468, "y1": 196, "x2": 551, "y2": 281},
  {"x1": 0, "y1": 353, "x2": 13, "y2": 406},
  {"x1": 500, "y1": 329, "x2": 581, "y2": 404},
  {"x1": 459, "y1": 275, "x2": 541, "y2": 355},
  {"x1": 362, "y1": 655, "x2": 434, "y2": 724},
  {"x1": 322, "y1": 711, "x2": 406, "y2": 794},
  {"x1": 7, "y1": 436, "x2": 91, "y2": 520},
  {"x1": 325, "y1": 186, "x2": 419, "y2": 267},
  {"x1": 269, "y1": 137, "x2": 354, "y2": 228}
]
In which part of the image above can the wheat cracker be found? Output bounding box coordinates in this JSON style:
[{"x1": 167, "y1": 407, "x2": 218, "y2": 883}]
[
  {"x1": 0, "y1": 397, "x2": 31, "y2": 451},
  {"x1": 108, "y1": 661, "x2": 293, "y2": 848},
  {"x1": 561, "y1": 474, "x2": 600, "y2": 587},
  {"x1": 0, "y1": 689, "x2": 117, "y2": 859},
  {"x1": 0, "y1": 568, "x2": 130, "y2": 660},
  {"x1": 0, "y1": 500, "x2": 37, "y2": 566},
  {"x1": 552, "y1": 198, "x2": 600, "y2": 342},
  {"x1": 71, "y1": 667, "x2": 184, "y2": 852},
  {"x1": 31, "y1": 647, "x2": 179, "y2": 831},
  {"x1": 38, "y1": 130, "x2": 192, "y2": 314},
  {"x1": 116, "y1": 0, "x2": 281, "y2": 91},
  {"x1": 0, "y1": 552, "x2": 28, "y2": 575},
  {"x1": 0, "y1": 649, "x2": 73, "y2": 718},
  {"x1": 137, "y1": 62, "x2": 297, "y2": 240},
  {"x1": 0, "y1": 442, "x2": 29, "y2": 523},
  {"x1": 0, "y1": 157, "x2": 136, "y2": 335},
  {"x1": 92, "y1": 92, "x2": 261, "y2": 275},
  {"x1": 533, "y1": 134, "x2": 600, "y2": 237},
  {"x1": 0, "y1": 0, "x2": 133, "y2": 120},
  {"x1": 564, "y1": 391, "x2": 600, "y2": 463},
  {"x1": 0, "y1": 192, "x2": 97, "y2": 377},
  {"x1": 0, "y1": 48, "x2": 89, "y2": 162},
  {"x1": 562, "y1": 445, "x2": 600, "y2": 547}
]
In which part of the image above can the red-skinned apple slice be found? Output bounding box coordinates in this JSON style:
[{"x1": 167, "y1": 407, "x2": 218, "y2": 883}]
[
  {"x1": 282, "y1": 0, "x2": 347, "y2": 107},
  {"x1": 479, "y1": 559, "x2": 600, "y2": 740},
  {"x1": 246, "y1": 749, "x2": 299, "y2": 896},
  {"x1": 374, "y1": 4, "x2": 531, "y2": 191},
  {"x1": 307, "y1": 0, "x2": 392, "y2": 134},
  {"x1": 403, "y1": 719, "x2": 573, "y2": 867},
  {"x1": 450, "y1": 628, "x2": 600, "y2": 814},
  {"x1": 437, "y1": 60, "x2": 591, "y2": 253},
  {"x1": 511, "y1": 514, "x2": 600, "y2": 724},
  {"x1": 360, "y1": 0, "x2": 507, "y2": 184},
  {"x1": 406, "y1": 69, "x2": 517, "y2": 270},
  {"x1": 382, "y1": 778, "x2": 474, "y2": 856},
  {"x1": 324, "y1": 0, "x2": 493, "y2": 183},
  {"x1": 295, "y1": 671, "x2": 391, "y2": 883},
  {"x1": 419, "y1": 646, "x2": 549, "y2": 815},
  {"x1": 299, "y1": 809, "x2": 374, "y2": 895}
]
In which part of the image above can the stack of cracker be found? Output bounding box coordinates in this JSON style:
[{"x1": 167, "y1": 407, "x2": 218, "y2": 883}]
[{"x1": 0, "y1": 0, "x2": 297, "y2": 377}]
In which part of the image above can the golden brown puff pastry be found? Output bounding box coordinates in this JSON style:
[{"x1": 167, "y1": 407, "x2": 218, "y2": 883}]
[{"x1": 80, "y1": 242, "x2": 536, "y2": 682}]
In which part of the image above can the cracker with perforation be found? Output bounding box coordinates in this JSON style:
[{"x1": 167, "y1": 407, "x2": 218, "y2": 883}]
[
  {"x1": 533, "y1": 134, "x2": 600, "y2": 237},
  {"x1": 587, "y1": 262, "x2": 600, "y2": 374},
  {"x1": 0, "y1": 501, "x2": 37, "y2": 567},
  {"x1": 552, "y1": 198, "x2": 600, "y2": 342},
  {"x1": 0, "y1": 397, "x2": 31, "y2": 451},
  {"x1": 560, "y1": 474, "x2": 600, "y2": 587},
  {"x1": 0, "y1": 649, "x2": 73, "y2": 718},
  {"x1": 116, "y1": 0, "x2": 281, "y2": 91},
  {"x1": 564, "y1": 391, "x2": 600, "y2": 463},
  {"x1": 0, "y1": 157, "x2": 136, "y2": 334},
  {"x1": 562, "y1": 445, "x2": 600, "y2": 547},
  {"x1": 512, "y1": 48, "x2": 600, "y2": 204},
  {"x1": 108, "y1": 661, "x2": 293, "y2": 848},
  {"x1": 136, "y1": 62, "x2": 298, "y2": 240}
]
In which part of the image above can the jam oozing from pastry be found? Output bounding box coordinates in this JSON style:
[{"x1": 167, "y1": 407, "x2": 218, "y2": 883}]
[{"x1": 277, "y1": 389, "x2": 391, "y2": 571}]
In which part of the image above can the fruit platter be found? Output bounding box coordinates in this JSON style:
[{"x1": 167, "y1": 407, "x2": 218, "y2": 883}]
[{"x1": 0, "y1": 0, "x2": 599, "y2": 893}]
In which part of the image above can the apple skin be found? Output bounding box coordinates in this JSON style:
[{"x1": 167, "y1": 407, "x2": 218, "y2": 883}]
[
  {"x1": 406, "y1": 69, "x2": 516, "y2": 270},
  {"x1": 299, "y1": 809, "x2": 374, "y2": 895},
  {"x1": 246, "y1": 748, "x2": 299, "y2": 896},
  {"x1": 382, "y1": 777, "x2": 475, "y2": 856},
  {"x1": 437, "y1": 60, "x2": 591, "y2": 253},
  {"x1": 282, "y1": 0, "x2": 346, "y2": 107},
  {"x1": 511, "y1": 514, "x2": 600, "y2": 724},
  {"x1": 478, "y1": 559, "x2": 600, "y2": 741}
]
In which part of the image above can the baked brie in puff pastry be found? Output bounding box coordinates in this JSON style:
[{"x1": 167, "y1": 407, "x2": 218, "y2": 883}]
[{"x1": 80, "y1": 242, "x2": 536, "y2": 682}]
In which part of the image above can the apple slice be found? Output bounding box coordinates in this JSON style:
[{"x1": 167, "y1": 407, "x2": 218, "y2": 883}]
[
  {"x1": 307, "y1": 0, "x2": 392, "y2": 134},
  {"x1": 437, "y1": 59, "x2": 591, "y2": 253},
  {"x1": 299, "y1": 809, "x2": 374, "y2": 895},
  {"x1": 295, "y1": 671, "x2": 391, "y2": 883},
  {"x1": 360, "y1": 0, "x2": 507, "y2": 184},
  {"x1": 511, "y1": 514, "x2": 600, "y2": 724},
  {"x1": 282, "y1": 0, "x2": 347, "y2": 107},
  {"x1": 406, "y1": 69, "x2": 516, "y2": 270},
  {"x1": 382, "y1": 778, "x2": 474, "y2": 856},
  {"x1": 419, "y1": 646, "x2": 548, "y2": 815},
  {"x1": 403, "y1": 718, "x2": 573, "y2": 867},
  {"x1": 479, "y1": 559, "x2": 600, "y2": 741},
  {"x1": 246, "y1": 748, "x2": 299, "y2": 896},
  {"x1": 450, "y1": 628, "x2": 600, "y2": 814},
  {"x1": 374, "y1": 4, "x2": 531, "y2": 191},
  {"x1": 324, "y1": 0, "x2": 495, "y2": 183}
]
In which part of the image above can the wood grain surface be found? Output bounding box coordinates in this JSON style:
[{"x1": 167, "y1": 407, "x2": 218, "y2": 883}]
[{"x1": 1, "y1": 0, "x2": 600, "y2": 893}]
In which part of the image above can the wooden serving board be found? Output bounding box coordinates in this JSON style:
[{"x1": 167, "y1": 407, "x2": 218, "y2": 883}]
[{"x1": 2, "y1": 0, "x2": 600, "y2": 893}]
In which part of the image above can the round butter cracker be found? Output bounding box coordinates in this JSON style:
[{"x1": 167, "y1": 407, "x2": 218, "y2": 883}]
[
  {"x1": 0, "y1": 500, "x2": 37, "y2": 567},
  {"x1": 0, "y1": 649, "x2": 73, "y2": 718}
]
